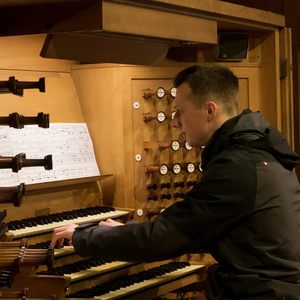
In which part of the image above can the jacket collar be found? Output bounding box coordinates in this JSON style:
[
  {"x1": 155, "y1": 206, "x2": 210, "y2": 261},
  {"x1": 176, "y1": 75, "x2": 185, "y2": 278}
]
[{"x1": 201, "y1": 109, "x2": 299, "y2": 171}]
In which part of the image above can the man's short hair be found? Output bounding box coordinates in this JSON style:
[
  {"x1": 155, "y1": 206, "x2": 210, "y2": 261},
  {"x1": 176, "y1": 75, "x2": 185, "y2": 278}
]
[{"x1": 174, "y1": 63, "x2": 239, "y2": 115}]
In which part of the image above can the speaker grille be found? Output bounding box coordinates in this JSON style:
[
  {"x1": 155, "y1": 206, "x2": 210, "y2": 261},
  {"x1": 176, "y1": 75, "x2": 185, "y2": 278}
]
[{"x1": 217, "y1": 32, "x2": 249, "y2": 61}]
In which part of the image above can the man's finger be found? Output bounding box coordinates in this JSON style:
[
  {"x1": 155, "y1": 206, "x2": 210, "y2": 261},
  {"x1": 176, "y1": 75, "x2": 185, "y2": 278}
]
[{"x1": 51, "y1": 230, "x2": 67, "y2": 247}]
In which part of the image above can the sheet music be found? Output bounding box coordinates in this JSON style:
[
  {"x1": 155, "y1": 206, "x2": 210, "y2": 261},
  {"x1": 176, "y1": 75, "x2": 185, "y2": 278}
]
[{"x1": 0, "y1": 123, "x2": 100, "y2": 186}]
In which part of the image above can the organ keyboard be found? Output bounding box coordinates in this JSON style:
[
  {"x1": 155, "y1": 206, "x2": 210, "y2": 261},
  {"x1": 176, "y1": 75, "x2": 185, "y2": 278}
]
[
  {"x1": 1, "y1": 204, "x2": 206, "y2": 299},
  {"x1": 3, "y1": 206, "x2": 130, "y2": 240},
  {"x1": 65, "y1": 261, "x2": 205, "y2": 300},
  {"x1": 38, "y1": 257, "x2": 137, "y2": 283}
]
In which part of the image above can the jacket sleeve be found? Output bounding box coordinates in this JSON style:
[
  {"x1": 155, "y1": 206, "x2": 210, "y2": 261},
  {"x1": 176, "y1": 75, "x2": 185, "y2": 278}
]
[
  {"x1": 73, "y1": 155, "x2": 254, "y2": 261},
  {"x1": 161, "y1": 155, "x2": 256, "y2": 248},
  {"x1": 72, "y1": 215, "x2": 198, "y2": 262}
]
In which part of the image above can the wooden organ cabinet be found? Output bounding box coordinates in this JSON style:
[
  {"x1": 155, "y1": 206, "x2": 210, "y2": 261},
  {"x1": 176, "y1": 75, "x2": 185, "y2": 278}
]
[{"x1": 0, "y1": 0, "x2": 294, "y2": 299}]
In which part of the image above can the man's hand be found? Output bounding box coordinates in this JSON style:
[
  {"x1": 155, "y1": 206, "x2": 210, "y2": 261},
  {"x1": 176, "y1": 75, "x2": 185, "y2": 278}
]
[
  {"x1": 50, "y1": 219, "x2": 124, "y2": 248},
  {"x1": 50, "y1": 223, "x2": 79, "y2": 247},
  {"x1": 98, "y1": 218, "x2": 125, "y2": 227}
]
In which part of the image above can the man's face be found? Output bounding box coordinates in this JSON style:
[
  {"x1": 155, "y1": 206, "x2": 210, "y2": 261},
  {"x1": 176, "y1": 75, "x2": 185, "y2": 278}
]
[{"x1": 171, "y1": 82, "x2": 211, "y2": 147}]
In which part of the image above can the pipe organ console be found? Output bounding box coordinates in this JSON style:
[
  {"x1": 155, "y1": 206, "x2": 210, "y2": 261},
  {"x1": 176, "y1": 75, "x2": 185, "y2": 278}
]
[
  {"x1": 0, "y1": 77, "x2": 207, "y2": 299},
  {"x1": 0, "y1": 1, "x2": 286, "y2": 296}
]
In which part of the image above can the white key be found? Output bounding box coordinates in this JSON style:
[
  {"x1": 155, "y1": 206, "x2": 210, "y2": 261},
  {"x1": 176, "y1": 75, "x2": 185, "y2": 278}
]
[
  {"x1": 7, "y1": 210, "x2": 129, "y2": 239},
  {"x1": 97, "y1": 264, "x2": 205, "y2": 300},
  {"x1": 69, "y1": 261, "x2": 132, "y2": 282}
]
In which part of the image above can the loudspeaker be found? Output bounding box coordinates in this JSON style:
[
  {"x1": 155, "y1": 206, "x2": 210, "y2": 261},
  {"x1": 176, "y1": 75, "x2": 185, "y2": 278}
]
[{"x1": 217, "y1": 32, "x2": 249, "y2": 61}]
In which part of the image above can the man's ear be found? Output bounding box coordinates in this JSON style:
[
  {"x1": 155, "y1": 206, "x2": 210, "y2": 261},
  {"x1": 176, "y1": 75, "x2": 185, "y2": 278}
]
[{"x1": 206, "y1": 101, "x2": 217, "y2": 121}]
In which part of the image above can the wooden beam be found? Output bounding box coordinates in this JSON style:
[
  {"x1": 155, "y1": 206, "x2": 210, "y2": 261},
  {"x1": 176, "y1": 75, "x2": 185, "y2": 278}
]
[
  {"x1": 119, "y1": 0, "x2": 285, "y2": 29},
  {"x1": 102, "y1": 1, "x2": 217, "y2": 44}
]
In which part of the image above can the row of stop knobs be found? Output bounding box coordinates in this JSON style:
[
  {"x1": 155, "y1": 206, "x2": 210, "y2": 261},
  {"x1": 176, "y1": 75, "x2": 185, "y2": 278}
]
[
  {"x1": 147, "y1": 181, "x2": 197, "y2": 190},
  {"x1": 147, "y1": 193, "x2": 185, "y2": 201},
  {"x1": 146, "y1": 181, "x2": 198, "y2": 201}
]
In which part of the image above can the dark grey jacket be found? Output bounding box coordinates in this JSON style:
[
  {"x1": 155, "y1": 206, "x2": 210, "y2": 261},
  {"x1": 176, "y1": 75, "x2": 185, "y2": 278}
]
[{"x1": 73, "y1": 109, "x2": 300, "y2": 299}]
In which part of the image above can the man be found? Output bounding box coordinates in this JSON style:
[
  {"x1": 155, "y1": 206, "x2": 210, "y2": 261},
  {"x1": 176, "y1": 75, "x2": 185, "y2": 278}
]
[{"x1": 51, "y1": 64, "x2": 300, "y2": 299}]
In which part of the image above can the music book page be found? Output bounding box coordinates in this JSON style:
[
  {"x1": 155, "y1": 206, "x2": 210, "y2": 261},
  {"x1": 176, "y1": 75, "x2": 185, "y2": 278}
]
[{"x1": 0, "y1": 123, "x2": 100, "y2": 186}]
